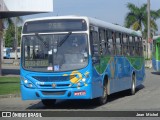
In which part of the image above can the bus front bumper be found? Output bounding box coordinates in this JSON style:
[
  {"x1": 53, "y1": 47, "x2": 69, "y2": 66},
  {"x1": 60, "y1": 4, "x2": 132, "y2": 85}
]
[{"x1": 21, "y1": 84, "x2": 92, "y2": 100}]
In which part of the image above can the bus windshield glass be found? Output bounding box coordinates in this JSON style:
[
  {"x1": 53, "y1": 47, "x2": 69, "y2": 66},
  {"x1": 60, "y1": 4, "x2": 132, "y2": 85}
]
[
  {"x1": 23, "y1": 19, "x2": 87, "y2": 33},
  {"x1": 22, "y1": 33, "x2": 88, "y2": 72}
]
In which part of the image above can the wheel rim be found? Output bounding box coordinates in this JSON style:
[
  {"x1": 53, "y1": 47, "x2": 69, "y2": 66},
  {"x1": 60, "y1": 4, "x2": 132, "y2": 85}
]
[
  {"x1": 102, "y1": 84, "x2": 107, "y2": 101},
  {"x1": 132, "y1": 75, "x2": 135, "y2": 94}
]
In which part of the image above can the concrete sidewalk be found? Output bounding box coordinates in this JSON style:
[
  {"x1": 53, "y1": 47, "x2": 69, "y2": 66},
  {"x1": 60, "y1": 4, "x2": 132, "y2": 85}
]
[
  {"x1": 0, "y1": 94, "x2": 20, "y2": 99},
  {"x1": 1, "y1": 63, "x2": 20, "y2": 76}
]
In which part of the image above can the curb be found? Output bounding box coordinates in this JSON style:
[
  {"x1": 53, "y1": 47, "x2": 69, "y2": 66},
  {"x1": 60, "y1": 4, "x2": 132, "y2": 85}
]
[
  {"x1": 0, "y1": 94, "x2": 21, "y2": 99},
  {"x1": 0, "y1": 75, "x2": 20, "y2": 77}
]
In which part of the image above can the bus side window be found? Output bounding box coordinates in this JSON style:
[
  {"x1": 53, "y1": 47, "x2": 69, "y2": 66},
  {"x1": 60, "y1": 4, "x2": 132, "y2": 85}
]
[
  {"x1": 153, "y1": 40, "x2": 156, "y2": 56},
  {"x1": 129, "y1": 36, "x2": 134, "y2": 56},
  {"x1": 132, "y1": 36, "x2": 135, "y2": 56},
  {"x1": 138, "y1": 37, "x2": 141, "y2": 56},
  {"x1": 90, "y1": 31, "x2": 100, "y2": 57},
  {"x1": 107, "y1": 31, "x2": 114, "y2": 55},
  {"x1": 99, "y1": 29, "x2": 106, "y2": 56},
  {"x1": 139, "y1": 38, "x2": 143, "y2": 57},
  {"x1": 135, "y1": 36, "x2": 139, "y2": 56},
  {"x1": 122, "y1": 34, "x2": 128, "y2": 56},
  {"x1": 127, "y1": 35, "x2": 130, "y2": 56},
  {"x1": 115, "y1": 32, "x2": 122, "y2": 55},
  {"x1": 105, "y1": 30, "x2": 110, "y2": 55}
]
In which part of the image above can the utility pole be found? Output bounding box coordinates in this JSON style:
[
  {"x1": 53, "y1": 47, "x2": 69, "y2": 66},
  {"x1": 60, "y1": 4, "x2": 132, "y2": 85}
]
[
  {"x1": 147, "y1": 0, "x2": 151, "y2": 59},
  {"x1": 0, "y1": 19, "x2": 2, "y2": 76},
  {"x1": 14, "y1": 17, "x2": 18, "y2": 60}
]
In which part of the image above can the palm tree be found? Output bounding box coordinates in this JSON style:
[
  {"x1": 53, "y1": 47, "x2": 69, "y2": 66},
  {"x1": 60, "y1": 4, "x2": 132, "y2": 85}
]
[{"x1": 124, "y1": 3, "x2": 160, "y2": 38}]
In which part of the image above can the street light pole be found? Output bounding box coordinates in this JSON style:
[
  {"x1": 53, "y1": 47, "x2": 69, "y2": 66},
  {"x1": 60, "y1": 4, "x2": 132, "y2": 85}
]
[
  {"x1": 14, "y1": 17, "x2": 18, "y2": 60},
  {"x1": 0, "y1": 19, "x2": 3, "y2": 76},
  {"x1": 147, "y1": 0, "x2": 151, "y2": 59}
]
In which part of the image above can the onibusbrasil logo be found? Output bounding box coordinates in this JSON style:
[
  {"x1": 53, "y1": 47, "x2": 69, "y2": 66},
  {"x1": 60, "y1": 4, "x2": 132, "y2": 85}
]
[{"x1": 1, "y1": 112, "x2": 42, "y2": 118}]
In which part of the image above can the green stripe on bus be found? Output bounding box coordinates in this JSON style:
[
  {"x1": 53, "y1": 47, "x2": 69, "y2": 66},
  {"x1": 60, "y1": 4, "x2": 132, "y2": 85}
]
[
  {"x1": 95, "y1": 56, "x2": 144, "y2": 74},
  {"x1": 127, "y1": 57, "x2": 144, "y2": 70},
  {"x1": 95, "y1": 56, "x2": 111, "y2": 74}
]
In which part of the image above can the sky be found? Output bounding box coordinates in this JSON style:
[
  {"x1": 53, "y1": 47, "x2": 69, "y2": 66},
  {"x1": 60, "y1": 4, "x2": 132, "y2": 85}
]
[{"x1": 23, "y1": 0, "x2": 160, "y2": 33}]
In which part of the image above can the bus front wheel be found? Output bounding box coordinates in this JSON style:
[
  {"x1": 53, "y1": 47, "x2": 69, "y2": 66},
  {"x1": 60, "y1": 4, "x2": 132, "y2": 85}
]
[
  {"x1": 41, "y1": 99, "x2": 56, "y2": 107},
  {"x1": 95, "y1": 81, "x2": 108, "y2": 105},
  {"x1": 131, "y1": 74, "x2": 136, "y2": 95}
]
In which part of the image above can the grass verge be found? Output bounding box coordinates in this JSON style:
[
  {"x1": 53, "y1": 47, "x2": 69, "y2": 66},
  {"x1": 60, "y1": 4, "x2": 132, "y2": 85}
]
[{"x1": 0, "y1": 77, "x2": 20, "y2": 95}]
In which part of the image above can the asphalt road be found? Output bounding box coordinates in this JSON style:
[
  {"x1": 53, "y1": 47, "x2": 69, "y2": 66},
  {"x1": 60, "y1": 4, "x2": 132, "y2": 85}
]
[{"x1": 0, "y1": 67, "x2": 160, "y2": 119}]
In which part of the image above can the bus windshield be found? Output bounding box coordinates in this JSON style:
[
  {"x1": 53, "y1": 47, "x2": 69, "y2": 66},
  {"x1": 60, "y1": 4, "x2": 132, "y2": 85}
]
[{"x1": 22, "y1": 33, "x2": 88, "y2": 72}]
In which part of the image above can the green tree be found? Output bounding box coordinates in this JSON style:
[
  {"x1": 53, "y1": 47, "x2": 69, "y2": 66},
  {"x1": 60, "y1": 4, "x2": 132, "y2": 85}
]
[
  {"x1": 4, "y1": 22, "x2": 15, "y2": 47},
  {"x1": 3, "y1": 17, "x2": 23, "y2": 47},
  {"x1": 124, "y1": 3, "x2": 160, "y2": 38}
]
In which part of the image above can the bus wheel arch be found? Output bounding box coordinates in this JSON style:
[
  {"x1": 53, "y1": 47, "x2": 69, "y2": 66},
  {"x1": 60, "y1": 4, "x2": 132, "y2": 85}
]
[
  {"x1": 96, "y1": 75, "x2": 109, "y2": 105},
  {"x1": 131, "y1": 72, "x2": 136, "y2": 95},
  {"x1": 104, "y1": 75, "x2": 110, "y2": 95}
]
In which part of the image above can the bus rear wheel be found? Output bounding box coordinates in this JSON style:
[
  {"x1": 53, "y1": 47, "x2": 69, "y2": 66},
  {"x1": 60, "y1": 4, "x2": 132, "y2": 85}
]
[
  {"x1": 131, "y1": 74, "x2": 136, "y2": 95},
  {"x1": 41, "y1": 99, "x2": 56, "y2": 107},
  {"x1": 96, "y1": 81, "x2": 108, "y2": 105}
]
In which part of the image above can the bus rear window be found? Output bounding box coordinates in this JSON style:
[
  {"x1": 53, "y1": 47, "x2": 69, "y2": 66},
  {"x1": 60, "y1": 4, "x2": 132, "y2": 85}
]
[{"x1": 23, "y1": 19, "x2": 87, "y2": 33}]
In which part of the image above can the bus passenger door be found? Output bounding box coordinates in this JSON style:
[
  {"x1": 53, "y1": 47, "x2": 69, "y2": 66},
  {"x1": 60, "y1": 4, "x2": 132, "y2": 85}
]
[{"x1": 90, "y1": 29, "x2": 103, "y2": 98}]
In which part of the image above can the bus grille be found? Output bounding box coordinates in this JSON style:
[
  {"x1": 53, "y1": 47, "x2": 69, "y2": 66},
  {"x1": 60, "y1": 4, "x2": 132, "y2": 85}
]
[
  {"x1": 39, "y1": 84, "x2": 70, "y2": 87},
  {"x1": 42, "y1": 91, "x2": 66, "y2": 96},
  {"x1": 32, "y1": 76, "x2": 73, "y2": 82}
]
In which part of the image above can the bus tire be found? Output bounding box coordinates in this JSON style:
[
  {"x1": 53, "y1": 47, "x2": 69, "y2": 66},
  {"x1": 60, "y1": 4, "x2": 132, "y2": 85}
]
[
  {"x1": 131, "y1": 74, "x2": 136, "y2": 95},
  {"x1": 96, "y1": 80, "x2": 108, "y2": 105},
  {"x1": 41, "y1": 99, "x2": 56, "y2": 107}
]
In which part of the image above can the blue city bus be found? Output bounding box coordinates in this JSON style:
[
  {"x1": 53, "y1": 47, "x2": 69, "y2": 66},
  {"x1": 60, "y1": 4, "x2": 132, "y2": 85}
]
[
  {"x1": 152, "y1": 36, "x2": 160, "y2": 72},
  {"x1": 20, "y1": 16, "x2": 145, "y2": 106}
]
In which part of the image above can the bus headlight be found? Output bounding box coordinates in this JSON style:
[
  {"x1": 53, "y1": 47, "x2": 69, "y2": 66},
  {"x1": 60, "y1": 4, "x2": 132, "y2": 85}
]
[
  {"x1": 28, "y1": 83, "x2": 33, "y2": 88},
  {"x1": 25, "y1": 80, "x2": 35, "y2": 88},
  {"x1": 24, "y1": 79, "x2": 28, "y2": 84},
  {"x1": 21, "y1": 76, "x2": 36, "y2": 88}
]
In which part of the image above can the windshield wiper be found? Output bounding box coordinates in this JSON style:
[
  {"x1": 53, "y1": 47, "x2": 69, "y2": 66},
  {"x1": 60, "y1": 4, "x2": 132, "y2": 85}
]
[
  {"x1": 35, "y1": 33, "x2": 48, "y2": 47},
  {"x1": 57, "y1": 32, "x2": 72, "y2": 47}
]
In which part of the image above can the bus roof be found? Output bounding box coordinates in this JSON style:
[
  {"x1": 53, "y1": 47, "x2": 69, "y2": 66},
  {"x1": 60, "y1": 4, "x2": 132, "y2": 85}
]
[
  {"x1": 24, "y1": 15, "x2": 142, "y2": 36},
  {"x1": 88, "y1": 17, "x2": 142, "y2": 37}
]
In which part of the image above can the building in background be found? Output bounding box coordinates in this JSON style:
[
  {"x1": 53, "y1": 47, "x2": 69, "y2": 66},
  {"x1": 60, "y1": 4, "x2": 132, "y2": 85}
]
[{"x1": 0, "y1": 0, "x2": 53, "y2": 75}]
